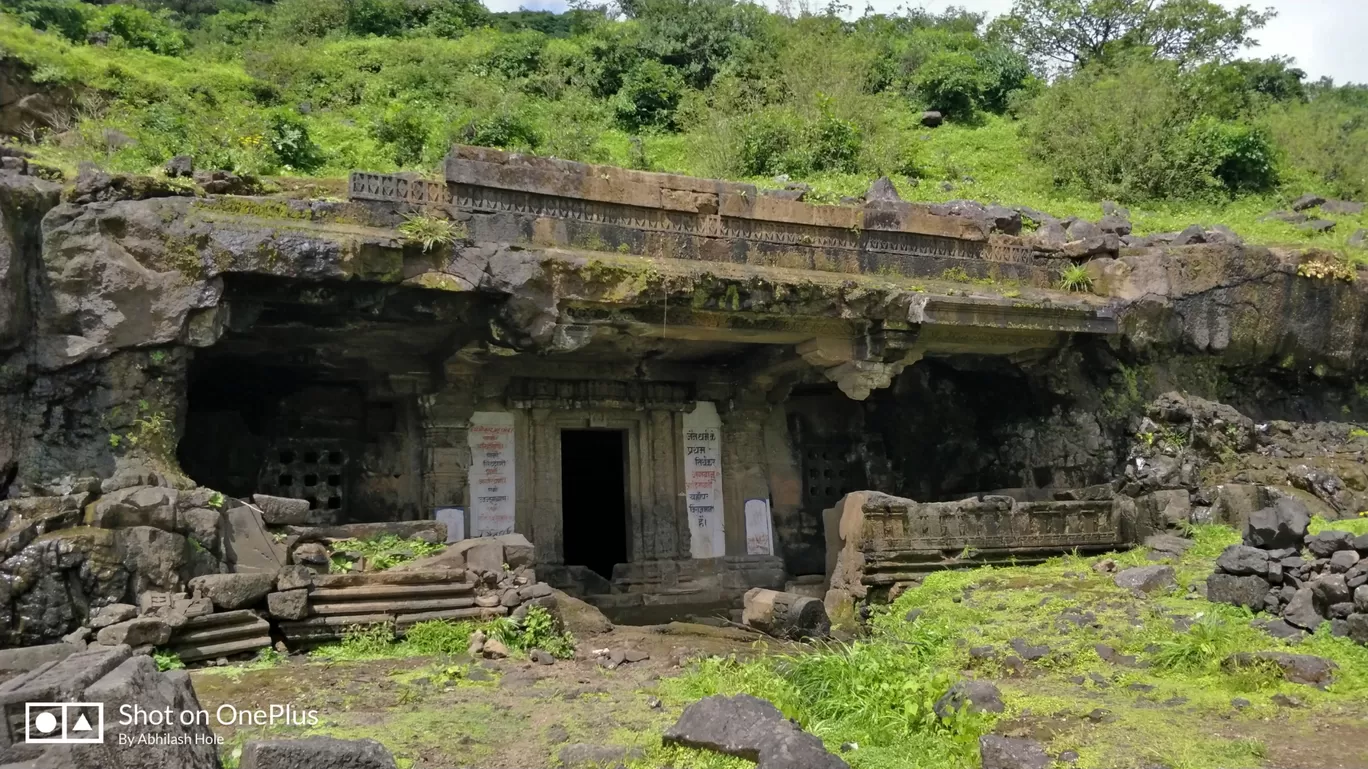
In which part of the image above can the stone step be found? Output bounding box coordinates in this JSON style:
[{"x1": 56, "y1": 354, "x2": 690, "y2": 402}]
[
  {"x1": 309, "y1": 582, "x2": 474, "y2": 601},
  {"x1": 172, "y1": 635, "x2": 272, "y2": 663},
  {"x1": 178, "y1": 609, "x2": 263, "y2": 631},
  {"x1": 311, "y1": 569, "x2": 465, "y2": 589},
  {"x1": 396, "y1": 606, "x2": 506, "y2": 627},
  {"x1": 173, "y1": 616, "x2": 271, "y2": 646},
  {"x1": 278, "y1": 613, "x2": 393, "y2": 632},
  {"x1": 310, "y1": 596, "x2": 475, "y2": 616}
]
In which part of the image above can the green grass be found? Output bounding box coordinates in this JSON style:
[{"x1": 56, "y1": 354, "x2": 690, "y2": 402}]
[
  {"x1": 659, "y1": 526, "x2": 1368, "y2": 769},
  {"x1": 397, "y1": 213, "x2": 464, "y2": 251},
  {"x1": 327, "y1": 534, "x2": 445, "y2": 573},
  {"x1": 1307, "y1": 513, "x2": 1368, "y2": 537},
  {"x1": 310, "y1": 608, "x2": 574, "y2": 662}
]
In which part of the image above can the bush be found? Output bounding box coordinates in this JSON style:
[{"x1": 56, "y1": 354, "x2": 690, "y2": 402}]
[
  {"x1": 1186, "y1": 117, "x2": 1277, "y2": 194},
  {"x1": 373, "y1": 104, "x2": 430, "y2": 166},
  {"x1": 735, "y1": 100, "x2": 861, "y2": 178},
  {"x1": 270, "y1": 0, "x2": 348, "y2": 39},
  {"x1": 912, "y1": 50, "x2": 986, "y2": 119},
  {"x1": 456, "y1": 109, "x2": 542, "y2": 151},
  {"x1": 267, "y1": 109, "x2": 325, "y2": 172},
  {"x1": 89, "y1": 5, "x2": 187, "y2": 56},
  {"x1": 1022, "y1": 59, "x2": 1275, "y2": 201},
  {"x1": 11, "y1": 0, "x2": 94, "y2": 42},
  {"x1": 1266, "y1": 92, "x2": 1368, "y2": 200},
  {"x1": 613, "y1": 59, "x2": 686, "y2": 131}
]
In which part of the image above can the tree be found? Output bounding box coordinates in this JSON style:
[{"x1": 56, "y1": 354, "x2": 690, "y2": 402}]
[{"x1": 991, "y1": 0, "x2": 1274, "y2": 73}]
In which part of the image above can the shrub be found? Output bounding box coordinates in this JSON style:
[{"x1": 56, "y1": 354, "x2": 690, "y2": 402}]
[
  {"x1": 398, "y1": 213, "x2": 463, "y2": 251},
  {"x1": 734, "y1": 100, "x2": 861, "y2": 178},
  {"x1": 373, "y1": 104, "x2": 429, "y2": 166},
  {"x1": 267, "y1": 110, "x2": 324, "y2": 172},
  {"x1": 614, "y1": 59, "x2": 686, "y2": 131},
  {"x1": 1023, "y1": 59, "x2": 1274, "y2": 201},
  {"x1": 1266, "y1": 93, "x2": 1368, "y2": 200},
  {"x1": 89, "y1": 5, "x2": 187, "y2": 56},
  {"x1": 456, "y1": 109, "x2": 542, "y2": 151},
  {"x1": 1186, "y1": 117, "x2": 1277, "y2": 194},
  {"x1": 490, "y1": 605, "x2": 576, "y2": 658},
  {"x1": 269, "y1": 0, "x2": 348, "y2": 39},
  {"x1": 1057, "y1": 263, "x2": 1092, "y2": 292},
  {"x1": 11, "y1": 0, "x2": 94, "y2": 42},
  {"x1": 912, "y1": 50, "x2": 987, "y2": 119}
]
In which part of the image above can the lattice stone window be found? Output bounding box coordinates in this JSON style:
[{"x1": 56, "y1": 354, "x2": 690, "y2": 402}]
[
  {"x1": 264, "y1": 446, "x2": 347, "y2": 518},
  {"x1": 802, "y1": 444, "x2": 852, "y2": 511}
]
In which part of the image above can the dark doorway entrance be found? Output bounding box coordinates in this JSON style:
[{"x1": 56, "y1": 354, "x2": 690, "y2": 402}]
[{"x1": 561, "y1": 429, "x2": 629, "y2": 580}]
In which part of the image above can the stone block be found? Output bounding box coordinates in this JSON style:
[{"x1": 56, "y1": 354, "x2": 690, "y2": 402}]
[
  {"x1": 189, "y1": 572, "x2": 276, "y2": 610},
  {"x1": 252, "y1": 494, "x2": 311, "y2": 525},
  {"x1": 90, "y1": 485, "x2": 179, "y2": 530},
  {"x1": 266, "y1": 590, "x2": 309, "y2": 620},
  {"x1": 222, "y1": 504, "x2": 286, "y2": 573},
  {"x1": 1206, "y1": 573, "x2": 1269, "y2": 610},
  {"x1": 90, "y1": 603, "x2": 138, "y2": 629},
  {"x1": 96, "y1": 618, "x2": 171, "y2": 647},
  {"x1": 0, "y1": 642, "x2": 82, "y2": 675},
  {"x1": 461, "y1": 540, "x2": 505, "y2": 574},
  {"x1": 276, "y1": 565, "x2": 313, "y2": 591}
]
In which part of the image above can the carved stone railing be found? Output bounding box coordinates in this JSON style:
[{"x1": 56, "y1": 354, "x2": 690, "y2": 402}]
[
  {"x1": 349, "y1": 145, "x2": 1064, "y2": 284},
  {"x1": 824, "y1": 491, "x2": 1125, "y2": 607}
]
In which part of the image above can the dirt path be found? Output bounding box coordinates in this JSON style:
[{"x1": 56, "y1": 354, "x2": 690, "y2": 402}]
[{"x1": 193, "y1": 622, "x2": 777, "y2": 768}]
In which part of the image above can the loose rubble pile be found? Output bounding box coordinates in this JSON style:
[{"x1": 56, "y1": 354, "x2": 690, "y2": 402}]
[{"x1": 1207, "y1": 495, "x2": 1368, "y2": 645}]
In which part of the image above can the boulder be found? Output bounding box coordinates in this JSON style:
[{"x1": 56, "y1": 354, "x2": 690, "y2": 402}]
[
  {"x1": 164, "y1": 154, "x2": 194, "y2": 178},
  {"x1": 1172, "y1": 224, "x2": 1206, "y2": 245},
  {"x1": 1223, "y1": 652, "x2": 1336, "y2": 688},
  {"x1": 933, "y1": 680, "x2": 1004, "y2": 719},
  {"x1": 920, "y1": 111, "x2": 943, "y2": 128},
  {"x1": 742, "y1": 588, "x2": 831, "y2": 640},
  {"x1": 240, "y1": 737, "x2": 398, "y2": 769},
  {"x1": 979, "y1": 735, "x2": 1051, "y2": 769},
  {"x1": 1066, "y1": 219, "x2": 1101, "y2": 241},
  {"x1": 90, "y1": 485, "x2": 178, "y2": 530},
  {"x1": 276, "y1": 564, "x2": 313, "y2": 591},
  {"x1": 1312, "y1": 574, "x2": 1351, "y2": 606},
  {"x1": 1298, "y1": 219, "x2": 1336, "y2": 233},
  {"x1": 179, "y1": 507, "x2": 223, "y2": 556},
  {"x1": 90, "y1": 603, "x2": 138, "y2": 629},
  {"x1": 1206, "y1": 573, "x2": 1269, "y2": 609},
  {"x1": 1306, "y1": 530, "x2": 1355, "y2": 558},
  {"x1": 266, "y1": 589, "x2": 309, "y2": 620},
  {"x1": 1138, "y1": 490, "x2": 1192, "y2": 530},
  {"x1": 251, "y1": 494, "x2": 311, "y2": 525},
  {"x1": 1144, "y1": 533, "x2": 1192, "y2": 557},
  {"x1": 549, "y1": 589, "x2": 613, "y2": 637},
  {"x1": 0, "y1": 641, "x2": 83, "y2": 675},
  {"x1": 985, "y1": 205, "x2": 1022, "y2": 235},
  {"x1": 1350, "y1": 228, "x2": 1368, "y2": 249},
  {"x1": 865, "y1": 177, "x2": 901, "y2": 203},
  {"x1": 1113, "y1": 565, "x2": 1175, "y2": 594},
  {"x1": 1215, "y1": 545, "x2": 1269, "y2": 577},
  {"x1": 1290, "y1": 193, "x2": 1326, "y2": 211},
  {"x1": 1209, "y1": 484, "x2": 1269, "y2": 527},
  {"x1": 96, "y1": 617, "x2": 171, "y2": 647},
  {"x1": 1244, "y1": 497, "x2": 1309, "y2": 550},
  {"x1": 189, "y1": 572, "x2": 276, "y2": 610},
  {"x1": 223, "y1": 504, "x2": 286, "y2": 573},
  {"x1": 1330, "y1": 550, "x2": 1360, "y2": 573},
  {"x1": 1348, "y1": 613, "x2": 1368, "y2": 644},
  {"x1": 1283, "y1": 586, "x2": 1322, "y2": 630},
  {"x1": 1356, "y1": 585, "x2": 1368, "y2": 612},
  {"x1": 663, "y1": 694, "x2": 850, "y2": 769}
]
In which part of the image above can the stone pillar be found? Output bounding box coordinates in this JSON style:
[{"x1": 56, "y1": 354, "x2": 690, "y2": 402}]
[
  {"x1": 721, "y1": 399, "x2": 773, "y2": 557},
  {"x1": 417, "y1": 386, "x2": 474, "y2": 523},
  {"x1": 528, "y1": 407, "x2": 562, "y2": 565},
  {"x1": 643, "y1": 409, "x2": 680, "y2": 560}
]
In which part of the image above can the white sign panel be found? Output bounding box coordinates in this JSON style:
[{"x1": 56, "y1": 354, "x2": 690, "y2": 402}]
[
  {"x1": 468, "y1": 412, "x2": 516, "y2": 537},
  {"x1": 434, "y1": 506, "x2": 465, "y2": 543},
  {"x1": 683, "y1": 402, "x2": 725, "y2": 558},
  {"x1": 744, "y1": 498, "x2": 774, "y2": 555}
]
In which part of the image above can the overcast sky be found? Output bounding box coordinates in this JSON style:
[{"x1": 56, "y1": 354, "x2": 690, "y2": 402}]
[{"x1": 486, "y1": 0, "x2": 1368, "y2": 85}]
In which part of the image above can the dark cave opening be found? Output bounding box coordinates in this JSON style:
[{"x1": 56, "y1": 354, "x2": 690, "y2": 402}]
[
  {"x1": 560, "y1": 429, "x2": 629, "y2": 580},
  {"x1": 177, "y1": 352, "x2": 364, "y2": 517}
]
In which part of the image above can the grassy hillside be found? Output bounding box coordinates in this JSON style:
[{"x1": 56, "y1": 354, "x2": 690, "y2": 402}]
[{"x1": 3, "y1": 0, "x2": 1368, "y2": 248}]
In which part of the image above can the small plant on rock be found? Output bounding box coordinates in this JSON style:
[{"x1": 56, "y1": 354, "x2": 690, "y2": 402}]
[
  {"x1": 153, "y1": 650, "x2": 184, "y2": 672},
  {"x1": 1057, "y1": 263, "x2": 1093, "y2": 292},
  {"x1": 491, "y1": 605, "x2": 576, "y2": 659},
  {"x1": 398, "y1": 213, "x2": 463, "y2": 252}
]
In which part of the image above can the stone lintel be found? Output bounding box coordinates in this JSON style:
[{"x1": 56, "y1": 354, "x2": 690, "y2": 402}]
[{"x1": 442, "y1": 145, "x2": 987, "y2": 241}]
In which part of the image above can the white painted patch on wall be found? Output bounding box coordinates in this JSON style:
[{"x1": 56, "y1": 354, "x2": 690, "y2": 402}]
[
  {"x1": 744, "y1": 498, "x2": 774, "y2": 555},
  {"x1": 683, "y1": 401, "x2": 726, "y2": 558},
  {"x1": 434, "y1": 506, "x2": 465, "y2": 543},
  {"x1": 468, "y1": 411, "x2": 516, "y2": 537}
]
